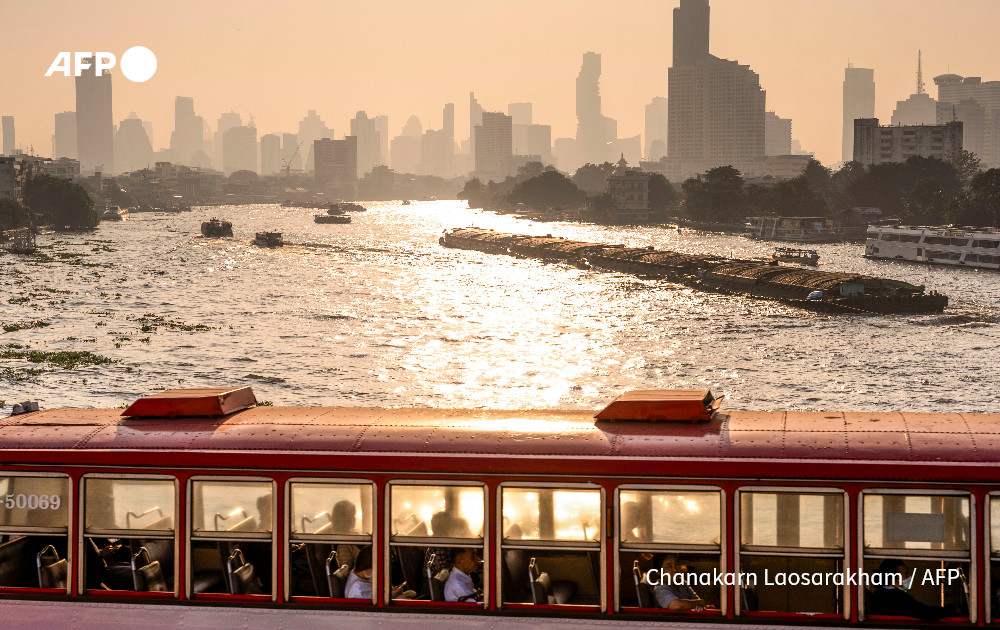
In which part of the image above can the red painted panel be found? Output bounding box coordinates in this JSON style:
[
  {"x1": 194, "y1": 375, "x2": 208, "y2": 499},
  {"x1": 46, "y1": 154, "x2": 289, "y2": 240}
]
[
  {"x1": 843, "y1": 412, "x2": 907, "y2": 433},
  {"x1": 844, "y1": 431, "x2": 912, "y2": 460},
  {"x1": 785, "y1": 411, "x2": 845, "y2": 432},
  {"x1": 908, "y1": 431, "x2": 978, "y2": 460},
  {"x1": 782, "y1": 431, "x2": 849, "y2": 458},
  {"x1": 958, "y1": 413, "x2": 1000, "y2": 435},
  {"x1": 900, "y1": 412, "x2": 969, "y2": 433},
  {"x1": 726, "y1": 411, "x2": 784, "y2": 432}
]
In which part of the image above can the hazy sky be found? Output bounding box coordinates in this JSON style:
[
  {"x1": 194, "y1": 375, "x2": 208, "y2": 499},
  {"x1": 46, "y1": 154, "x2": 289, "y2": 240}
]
[{"x1": 3, "y1": 0, "x2": 999, "y2": 167}]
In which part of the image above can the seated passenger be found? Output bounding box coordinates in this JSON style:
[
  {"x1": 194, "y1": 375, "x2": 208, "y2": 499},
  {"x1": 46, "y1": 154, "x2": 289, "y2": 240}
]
[
  {"x1": 444, "y1": 548, "x2": 481, "y2": 603},
  {"x1": 345, "y1": 546, "x2": 406, "y2": 600},
  {"x1": 424, "y1": 510, "x2": 474, "y2": 577},
  {"x1": 654, "y1": 554, "x2": 706, "y2": 612},
  {"x1": 331, "y1": 500, "x2": 360, "y2": 571},
  {"x1": 870, "y1": 559, "x2": 958, "y2": 621}
]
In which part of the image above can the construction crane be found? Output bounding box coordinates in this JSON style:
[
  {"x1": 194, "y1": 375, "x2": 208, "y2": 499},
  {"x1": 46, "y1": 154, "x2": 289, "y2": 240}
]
[{"x1": 280, "y1": 140, "x2": 303, "y2": 177}]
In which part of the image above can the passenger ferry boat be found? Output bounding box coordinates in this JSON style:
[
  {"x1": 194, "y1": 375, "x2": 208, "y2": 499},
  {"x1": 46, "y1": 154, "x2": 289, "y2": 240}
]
[
  {"x1": 745, "y1": 216, "x2": 844, "y2": 243},
  {"x1": 1, "y1": 386, "x2": 996, "y2": 628},
  {"x1": 865, "y1": 225, "x2": 1000, "y2": 270}
]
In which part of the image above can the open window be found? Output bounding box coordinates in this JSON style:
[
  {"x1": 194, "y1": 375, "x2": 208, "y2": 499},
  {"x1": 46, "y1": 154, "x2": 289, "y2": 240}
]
[
  {"x1": 189, "y1": 478, "x2": 274, "y2": 598},
  {"x1": 617, "y1": 486, "x2": 723, "y2": 614},
  {"x1": 387, "y1": 482, "x2": 485, "y2": 605},
  {"x1": 0, "y1": 474, "x2": 70, "y2": 592},
  {"x1": 82, "y1": 476, "x2": 176, "y2": 594},
  {"x1": 738, "y1": 488, "x2": 846, "y2": 618},
  {"x1": 500, "y1": 484, "x2": 603, "y2": 609},
  {"x1": 862, "y1": 490, "x2": 973, "y2": 623},
  {"x1": 286, "y1": 479, "x2": 374, "y2": 601}
]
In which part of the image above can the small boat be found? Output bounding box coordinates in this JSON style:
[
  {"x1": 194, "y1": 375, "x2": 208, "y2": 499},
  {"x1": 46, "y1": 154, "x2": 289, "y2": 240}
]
[
  {"x1": 401, "y1": 200, "x2": 411, "y2": 206},
  {"x1": 315, "y1": 214, "x2": 351, "y2": 224},
  {"x1": 201, "y1": 218, "x2": 234, "y2": 237},
  {"x1": 772, "y1": 247, "x2": 819, "y2": 266},
  {"x1": 0, "y1": 228, "x2": 36, "y2": 254},
  {"x1": 253, "y1": 232, "x2": 283, "y2": 248},
  {"x1": 331, "y1": 202, "x2": 366, "y2": 213},
  {"x1": 101, "y1": 206, "x2": 129, "y2": 221}
]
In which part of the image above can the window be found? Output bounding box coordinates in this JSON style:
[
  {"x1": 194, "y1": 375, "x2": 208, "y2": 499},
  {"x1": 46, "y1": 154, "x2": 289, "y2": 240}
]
[
  {"x1": 738, "y1": 489, "x2": 846, "y2": 617},
  {"x1": 286, "y1": 480, "x2": 374, "y2": 600},
  {"x1": 861, "y1": 491, "x2": 972, "y2": 622},
  {"x1": 0, "y1": 474, "x2": 69, "y2": 591},
  {"x1": 501, "y1": 485, "x2": 602, "y2": 608},
  {"x1": 82, "y1": 476, "x2": 176, "y2": 593},
  {"x1": 618, "y1": 487, "x2": 723, "y2": 613},
  {"x1": 387, "y1": 483, "x2": 485, "y2": 605},
  {"x1": 189, "y1": 478, "x2": 274, "y2": 597},
  {"x1": 988, "y1": 495, "x2": 1000, "y2": 623}
]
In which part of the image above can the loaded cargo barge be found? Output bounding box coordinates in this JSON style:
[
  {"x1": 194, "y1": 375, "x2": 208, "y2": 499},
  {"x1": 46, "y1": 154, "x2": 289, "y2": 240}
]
[{"x1": 440, "y1": 228, "x2": 948, "y2": 314}]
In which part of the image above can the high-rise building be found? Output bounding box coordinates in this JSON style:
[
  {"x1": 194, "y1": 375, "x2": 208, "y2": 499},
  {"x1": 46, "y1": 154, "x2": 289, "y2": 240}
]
[
  {"x1": 281, "y1": 133, "x2": 301, "y2": 173},
  {"x1": 939, "y1": 98, "x2": 986, "y2": 162},
  {"x1": 469, "y1": 93, "x2": 483, "y2": 158},
  {"x1": 935, "y1": 73, "x2": 1000, "y2": 167},
  {"x1": 75, "y1": 69, "x2": 114, "y2": 173},
  {"x1": 843, "y1": 66, "x2": 876, "y2": 164},
  {"x1": 391, "y1": 116, "x2": 423, "y2": 174},
  {"x1": 443, "y1": 103, "x2": 455, "y2": 141},
  {"x1": 525, "y1": 125, "x2": 552, "y2": 164},
  {"x1": 508, "y1": 103, "x2": 533, "y2": 126},
  {"x1": 854, "y1": 118, "x2": 963, "y2": 165},
  {"x1": 351, "y1": 111, "x2": 384, "y2": 177},
  {"x1": 260, "y1": 134, "x2": 281, "y2": 175},
  {"x1": 668, "y1": 0, "x2": 766, "y2": 179},
  {"x1": 114, "y1": 114, "x2": 154, "y2": 174},
  {"x1": 2, "y1": 116, "x2": 14, "y2": 155},
  {"x1": 645, "y1": 97, "x2": 669, "y2": 160},
  {"x1": 298, "y1": 110, "x2": 333, "y2": 172},
  {"x1": 576, "y1": 52, "x2": 609, "y2": 167},
  {"x1": 53, "y1": 112, "x2": 77, "y2": 160},
  {"x1": 764, "y1": 111, "x2": 792, "y2": 156},
  {"x1": 314, "y1": 136, "x2": 358, "y2": 195},
  {"x1": 474, "y1": 112, "x2": 513, "y2": 181},
  {"x1": 214, "y1": 112, "x2": 242, "y2": 172},
  {"x1": 222, "y1": 124, "x2": 258, "y2": 175},
  {"x1": 170, "y1": 96, "x2": 205, "y2": 166},
  {"x1": 420, "y1": 129, "x2": 453, "y2": 178}
]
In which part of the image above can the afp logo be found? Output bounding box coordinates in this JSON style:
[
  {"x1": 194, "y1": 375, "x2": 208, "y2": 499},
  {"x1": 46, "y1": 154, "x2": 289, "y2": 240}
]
[{"x1": 45, "y1": 46, "x2": 157, "y2": 82}]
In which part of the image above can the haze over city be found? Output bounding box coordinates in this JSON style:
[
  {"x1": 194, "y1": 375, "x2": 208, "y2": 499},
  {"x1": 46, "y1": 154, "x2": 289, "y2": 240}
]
[{"x1": 4, "y1": 0, "x2": 1000, "y2": 167}]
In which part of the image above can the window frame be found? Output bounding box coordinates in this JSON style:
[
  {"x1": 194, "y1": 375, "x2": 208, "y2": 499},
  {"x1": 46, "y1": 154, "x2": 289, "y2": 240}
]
[
  {"x1": 0, "y1": 471, "x2": 72, "y2": 595},
  {"x1": 497, "y1": 481, "x2": 605, "y2": 612},
  {"x1": 78, "y1": 473, "x2": 179, "y2": 597},
  {"x1": 734, "y1": 485, "x2": 850, "y2": 620},
  {"x1": 186, "y1": 475, "x2": 277, "y2": 601},
  {"x1": 613, "y1": 483, "x2": 726, "y2": 615},
  {"x1": 283, "y1": 476, "x2": 376, "y2": 604},
  {"x1": 988, "y1": 491, "x2": 1000, "y2": 625},
  {"x1": 384, "y1": 478, "x2": 488, "y2": 608},
  {"x1": 859, "y1": 488, "x2": 976, "y2": 624}
]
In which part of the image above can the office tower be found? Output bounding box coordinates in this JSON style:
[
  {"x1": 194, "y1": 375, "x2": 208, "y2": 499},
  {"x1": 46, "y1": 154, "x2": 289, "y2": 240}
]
[
  {"x1": 764, "y1": 111, "x2": 792, "y2": 156},
  {"x1": 2, "y1": 116, "x2": 13, "y2": 155},
  {"x1": 170, "y1": 96, "x2": 205, "y2": 166},
  {"x1": 314, "y1": 136, "x2": 358, "y2": 194},
  {"x1": 391, "y1": 116, "x2": 423, "y2": 174},
  {"x1": 525, "y1": 125, "x2": 552, "y2": 163},
  {"x1": 935, "y1": 73, "x2": 1000, "y2": 167},
  {"x1": 214, "y1": 112, "x2": 242, "y2": 172},
  {"x1": 474, "y1": 111, "x2": 512, "y2": 181},
  {"x1": 668, "y1": 0, "x2": 766, "y2": 178},
  {"x1": 75, "y1": 69, "x2": 114, "y2": 173},
  {"x1": 351, "y1": 111, "x2": 384, "y2": 177},
  {"x1": 114, "y1": 114, "x2": 154, "y2": 174},
  {"x1": 222, "y1": 124, "x2": 258, "y2": 175},
  {"x1": 576, "y1": 52, "x2": 608, "y2": 167},
  {"x1": 281, "y1": 133, "x2": 301, "y2": 173},
  {"x1": 260, "y1": 134, "x2": 281, "y2": 175},
  {"x1": 854, "y1": 118, "x2": 963, "y2": 165},
  {"x1": 298, "y1": 110, "x2": 333, "y2": 172},
  {"x1": 443, "y1": 103, "x2": 455, "y2": 140},
  {"x1": 508, "y1": 103, "x2": 533, "y2": 126},
  {"x1": 843, "y1": 66, "x2": 876, "y2": 163},
  {"x1": 469, "y1": 93, "x2": 484, "y2": 158},
  {"x1": 644, "y1": 97, "x2": 669, "y2": 160},
  {"x1": 53, "y1": 112, "x2": 77, "y2": 159},
  {"x1": 420, "y1": 129, "x2": 453, "y2": 178}
]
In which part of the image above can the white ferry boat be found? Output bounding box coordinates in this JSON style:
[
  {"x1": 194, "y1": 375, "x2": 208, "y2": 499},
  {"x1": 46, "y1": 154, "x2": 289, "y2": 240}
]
[
  {"x1": 744, "y1": 216, "x2": 844, "y2": 243},
  {"x1": 865, "y1": 225, "x2": 1000, "y2": 269}
]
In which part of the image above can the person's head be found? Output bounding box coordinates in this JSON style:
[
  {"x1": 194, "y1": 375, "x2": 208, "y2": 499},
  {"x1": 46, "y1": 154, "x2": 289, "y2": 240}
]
[
  {"x1": 332, "y1": 500, "x2": 357, "y2": 532},
  {"x1": 877, "y1": 559, "x2": 908, "y2": 586},
  {"x1": 660, "y1": 554, "x2": 683, "y2": 576},
  {"x1": 449, "y1": 547, "x2": 479, "y2": 574},
  {"x1": 353, "y1": 545, "x2": 373, "y2": 579},
  {"x1": 256, "y1": 494, "x2": 272, "y2": 524}
]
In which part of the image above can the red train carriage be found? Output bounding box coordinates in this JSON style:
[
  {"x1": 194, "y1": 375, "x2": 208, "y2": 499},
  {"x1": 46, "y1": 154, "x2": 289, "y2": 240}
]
[{"x1": 1, "y1": 387, "x2": 999, "y2": 628}]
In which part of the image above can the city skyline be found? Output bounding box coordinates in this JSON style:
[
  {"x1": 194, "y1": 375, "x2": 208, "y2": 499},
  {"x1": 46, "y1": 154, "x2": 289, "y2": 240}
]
[{"x1": 3, "y1": 0, "x2": 1000, "y2": 168}]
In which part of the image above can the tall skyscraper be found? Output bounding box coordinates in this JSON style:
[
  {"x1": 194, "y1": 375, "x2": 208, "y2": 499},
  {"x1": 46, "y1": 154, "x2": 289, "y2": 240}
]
[
  {"x1": 314, "y1": 136, "x2": 358, "y2": 195},
  {"x1": 298, "y1": 110, "x2": 333, "y2": 172},
  {"x1": 114, "y1": 114, "x2": 154, "y2": 174},
  {"x1": 75, "y1": 69, "x2": 114, "y2": 173},
  {"x1": 222, "y1": 124, "x2": 258, "y2": 175},
  {"x1": 53, "y1": 112, "x2": 77, "y2": 160},
  {"x1": 443, "y1": 103, "x2": 455, "y2": 141},
  {"x1": 469, "y1": 93, "x2": 484, "y2": 158},
  {"x1": 668, "y1": 0, "x2": 766, "y2": 178},
  {"x1": 576, "y1": 52, "x2": 608, "y2": 167},
  {"x1": 1, "y1": 116, "x2": 14, "y2": 155},
  {"x1": 260, "y1": 134, "x2": 281, "y2": 175},
  {"x1": 474, "y1": 111, "x2": 512, "y2": 181},
  {"x1": 935, "y1": 73, "x2": 1000, "y2": 167},
  {"x1": 214, "y1": 112, "x2": 242, "y2": 172},
  {"x1": 644, "y1": 97, "x2": 669, "y2": 160},
  {"x1": 351, "y1": 111, "x2": 384, "y2": 177},
  {"x1": 391, "y1": 116, "x2": 423, "y2": 174},
  {"x1": 508, "y1": 103, "x2": 533, "y2": 126},
  {"x1": 170, "y1": 96, "x2": 205, "y2": 166},
  {"x1": 843, "y1": 66, "x2": 876, "y2": 164},
  {"x1": 764, "y1": 111, "x2": 792, "y2": 156}
]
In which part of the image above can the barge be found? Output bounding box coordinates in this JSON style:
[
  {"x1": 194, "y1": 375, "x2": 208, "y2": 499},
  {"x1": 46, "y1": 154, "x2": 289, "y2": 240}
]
[{"x1": 441, "y1": 228, "x2": 947, "y2": 314}]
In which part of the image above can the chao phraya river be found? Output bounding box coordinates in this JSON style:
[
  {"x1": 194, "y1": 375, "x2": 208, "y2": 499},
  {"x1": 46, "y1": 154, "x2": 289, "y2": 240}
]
[{"x1": 2, "y1": 201, "x2": 998, "y2": 412}]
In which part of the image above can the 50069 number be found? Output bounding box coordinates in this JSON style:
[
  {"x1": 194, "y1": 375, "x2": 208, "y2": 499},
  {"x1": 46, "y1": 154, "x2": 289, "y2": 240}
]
[{"x1": 4, "y1": 494, "x2": 62, "y2": 510}]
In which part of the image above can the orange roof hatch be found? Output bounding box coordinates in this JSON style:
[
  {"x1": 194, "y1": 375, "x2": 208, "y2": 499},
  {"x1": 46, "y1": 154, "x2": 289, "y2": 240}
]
[
  {"x1": 121, "y1": 387, "x2": 257, "y2": 418},
  {"x1": 595, "y1": 389, "x2": 721, "y2": 423}
]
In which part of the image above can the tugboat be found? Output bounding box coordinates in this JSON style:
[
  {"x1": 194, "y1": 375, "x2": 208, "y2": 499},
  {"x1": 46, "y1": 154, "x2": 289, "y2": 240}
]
[
  {"x1": 253, "y1": 231, "x2": 283, "y2": 248},
  {"x1": 772, "y1": 247, "x2": 820, "y2": 266},
  {"x1": 101, "y1": 206, "x2": 129, "y2": 221},
  {"x1": 201, "y1": 218, "x2": 234, "y2": 237},
  {"x1": 315, "y1": 211, "x2": 351, "y2": 224}
]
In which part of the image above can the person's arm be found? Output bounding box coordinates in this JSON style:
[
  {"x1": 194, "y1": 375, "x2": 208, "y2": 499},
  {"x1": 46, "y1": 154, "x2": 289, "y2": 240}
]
[{"x1": 668, "y1": 597, "x2": 706, "y2": 612}]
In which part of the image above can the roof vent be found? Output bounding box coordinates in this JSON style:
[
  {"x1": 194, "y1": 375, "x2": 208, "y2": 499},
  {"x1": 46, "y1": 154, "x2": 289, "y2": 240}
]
[
  {"x1": 595, "y1": 389, "x2": 721, "y2": 423},
  {"x1": 122, "y1": 387, "x2": 257, "y2": 418}
]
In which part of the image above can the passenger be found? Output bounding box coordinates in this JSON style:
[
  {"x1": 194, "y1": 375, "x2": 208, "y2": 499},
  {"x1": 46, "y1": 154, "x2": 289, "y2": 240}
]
[
  {"x1": 869, "y1": 559, "x2": 958, "y2": 621},
  {"x1": 424, "y1": 508, "x2": 474, "y2": 577},
  {"x1": 345, "y1": 546, "x2": 406, "y2": 600},
  {"x1": 255, "y1": 494, "x2": 272, "y2": 531},
  {"x1": 331, "y1": 500, "x2": 360, "y2": 572},
  {"x1": 654, "y1": 554, "x2": 706, "y2": 612},
  {"x1": 444, "y1": 547, "x2": 481, "y2": 603}
]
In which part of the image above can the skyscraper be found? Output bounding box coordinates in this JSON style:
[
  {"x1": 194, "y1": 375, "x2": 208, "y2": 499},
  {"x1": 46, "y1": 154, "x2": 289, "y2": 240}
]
[
  {"x1": 260, "y1": 134, "x2": 281, "y2": 175},
  {"x1": 214, "y1": 112, "x2": 242, "y2": 172},
  {"x1": 443, "y1": 103, "x2": 455, "y2": 141},
  {"x1": 576, "y1": 52, "x2": 607, "y2": 167},
  {"x1": 474, "y1": 111, "x2": 512, "y2": 181},
  {"x1": 53, "y1": 112, "x2": 77, "y2": 160},
  {"x1": 843, "y1": 66, "x2": 876, "y2": 164},
  {"x1": 1, "y1": 116, "x2": 14, "y2": 155},
  {"x1": 314, "y1": 136, "x2": 358, "y2": 196},
  {"x1": 75, "y1": 69, "x2": 114, "y2": 173},
  {"x1": 114, "y1": 114, "x2": 154, "y2": 174},
  {"x1": 298, "y1": 110, "x2": 333, "y2": 172},
  {"x1": 935, "y1": 73, "x2": 1000, "y2": 167},
  {"x1": 644, "y1": 97, "x2": 669, "y2": 160},
  {"x1": 351, "y1": 111, "x2": 384, "y2": 177},
  {"x1": 764, "y1": 111, "x2": 792, "y2": 156},
  {"x1": 668, "y1": 0, "x2": 766, "y2": 179},
  {"x1": 170, "y1": 96, "x2": 205, "y2": 166},
  {"x1": 222, "y1": 124, "x2": 258, "y2": 175},
  {"x1": 469, "y1": 93, "x2": 483, "y2": 158}
]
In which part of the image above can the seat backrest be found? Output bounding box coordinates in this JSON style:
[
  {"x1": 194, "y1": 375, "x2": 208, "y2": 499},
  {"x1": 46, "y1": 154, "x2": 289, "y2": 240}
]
[
  {"x1": 429, "y1": 569, "x2": 450, "y2": 601},
  {"x1": 36, "y1": 545, "x2": 64, "y2": 589},
  {"x1": 397, "y1": 546, "x2": 425, "y2": 598},
  {"x1": 503, "y1": 548, "x2": 529, "y2": 601},
  {"x1": 131, "y1": 547, "x2": 152, "y2": 590},
  {"x1": 327, "y1": 563, "x2": 351, "y2": 598},
  {"x1": 137, "y1": 560, "x2": 169, "y2": 592},
  {"x1": 531, "y1": 571, "x2": 554, "y2": 605},
  {"x1": 0, "y1": 536, "x2": 29, "y2": 587},
  {"x1": 227, "y1": 549, "x2": 263, "y2": 595},
  {"x1": 527, "y1": 557, "x2": 538, "y2": 583},
  {"x1": 633, "y1": 561, "x2": 653, "y2": 608},
  {"x1": 305, "y1": 543, "x2": 332, "y2": 597}
]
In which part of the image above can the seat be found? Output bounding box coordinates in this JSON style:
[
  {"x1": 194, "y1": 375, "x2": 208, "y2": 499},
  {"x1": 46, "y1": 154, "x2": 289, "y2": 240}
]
[
  {"x1": 131, "y1": 547, "x2": 170, "y2": 592},
  {"x1": 36, "y1": 545, "x2": 67, "y2": 589},
  {"x1": 0, "y1": 536, "x2": 30, "y2": 587},
  {"x1": 304, "y1": 542, "x2": 333, "y2": 597},
  {"x1": 528, "y1": 557, "x2": 577, "y2": 605},
  {"x1": 325, "y1": 550, "x2": 351, "y2": 598},
  {"x1": 426, "y1": 554, "x2": 450, "y2": 601},
  {"x1": 634, "y1": 560, "x2": 654, "y2": 608},
  {"x1": 741, "y1": 585, "x2": 759, "y2": 612},
  {"x1": 502, "y1": 548, "x2": 530, "y2": 602},
  {"x1": 227, "y1": 549, "x2": 262, "y2": 595},
  {"x1": 396, "y1": 546, "x2": 426, "y2": 598}
]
